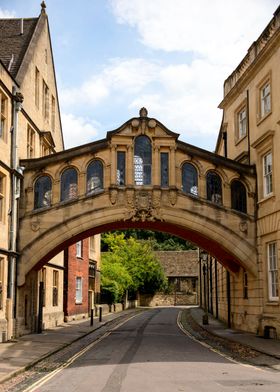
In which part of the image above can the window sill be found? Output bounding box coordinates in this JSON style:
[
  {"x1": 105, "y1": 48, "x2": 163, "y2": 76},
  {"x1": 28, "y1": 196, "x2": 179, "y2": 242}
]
[
  {"x1": 257, "y1": 110, "x2": 272, "y2": 126},
  {"x1": 235, "y1": 134, "x2": 247, "y2": 146},
  {"x1": 257, "y1": 193, "x2": 275, "y2": 205},
  {"x1": 265, "y1": 301, "x2": 279, "y2": 306},
  {"x1": 75, "y1": 302, "x2": 83, "y2": 305}
]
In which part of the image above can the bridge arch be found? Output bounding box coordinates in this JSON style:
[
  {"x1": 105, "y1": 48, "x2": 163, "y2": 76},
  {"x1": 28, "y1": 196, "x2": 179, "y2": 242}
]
[{"x1": 19, "y1": 109, "x2": 257, "y2": 286}]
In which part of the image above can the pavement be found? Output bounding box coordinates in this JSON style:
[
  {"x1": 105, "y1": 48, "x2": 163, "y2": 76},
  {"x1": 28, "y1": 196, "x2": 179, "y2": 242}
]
[
  {"x1": 189, "y1": 306, "x2": 280, "y2": 359},
  {"x1": 0, "y1": 308, "x2": 138, "y2": 384},
  {"x1": 1, "y1": 306, "x2": 280, "y2": 385}
]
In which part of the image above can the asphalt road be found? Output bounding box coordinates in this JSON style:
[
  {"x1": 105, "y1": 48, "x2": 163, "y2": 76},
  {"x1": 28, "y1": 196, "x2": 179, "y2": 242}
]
[{"x1": 30, "y1": 308, "x2": 280, "y2": 392}]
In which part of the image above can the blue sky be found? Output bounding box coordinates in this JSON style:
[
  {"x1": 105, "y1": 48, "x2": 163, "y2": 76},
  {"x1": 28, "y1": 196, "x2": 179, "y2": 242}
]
[{"x1": 1, "y1": 0, "x2": 279, "y2": 150}]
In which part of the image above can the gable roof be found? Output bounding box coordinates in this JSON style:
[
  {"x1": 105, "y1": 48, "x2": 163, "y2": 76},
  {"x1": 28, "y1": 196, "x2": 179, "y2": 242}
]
[{"x1": 0, "y1": 17, "x2": 38, "y2": 78}]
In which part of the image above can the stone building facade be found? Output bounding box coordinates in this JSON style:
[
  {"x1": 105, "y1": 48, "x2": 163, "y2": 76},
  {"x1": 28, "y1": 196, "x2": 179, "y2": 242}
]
[
  {"x1": 210, "y1": 5, "x2": 280, "y2": 336},
  {"x1": 140, "y1": 250, "x2": 199, "y2": 307}
]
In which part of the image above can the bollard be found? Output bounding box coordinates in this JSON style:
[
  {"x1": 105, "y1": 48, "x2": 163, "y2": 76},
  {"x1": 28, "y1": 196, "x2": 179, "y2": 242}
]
[
  {"x1": 99, "y1": 306, "x2": 102, "y2": 322},
  {"x1": 90, "y1": 308, "x2": 94, "y2": 326}
]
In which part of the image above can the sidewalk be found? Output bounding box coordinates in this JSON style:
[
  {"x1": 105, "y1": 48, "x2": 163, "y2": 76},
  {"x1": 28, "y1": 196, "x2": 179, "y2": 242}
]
[
  {"x1": 189, "y1": 307, "x2": 280, "y2": 359},
  {"x1": 0, "y1": 308, "x2": 138, "y2": 384}
]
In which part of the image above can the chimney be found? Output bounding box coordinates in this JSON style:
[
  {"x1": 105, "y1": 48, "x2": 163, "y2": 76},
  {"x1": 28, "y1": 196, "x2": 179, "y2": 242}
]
[{"x1": 20, "y1": 18, "x2": 23, "y2": 35}]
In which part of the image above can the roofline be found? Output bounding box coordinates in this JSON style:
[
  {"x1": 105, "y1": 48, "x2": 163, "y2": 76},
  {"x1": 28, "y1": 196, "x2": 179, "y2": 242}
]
[{"x1": 0, "y1": 59, "x2": 20, "y2": 87}]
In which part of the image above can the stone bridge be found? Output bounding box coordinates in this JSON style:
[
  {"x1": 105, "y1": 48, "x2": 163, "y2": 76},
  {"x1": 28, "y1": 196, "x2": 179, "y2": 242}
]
[{"x1": 18, "y1": 109, "x2": 257, "y2": 285}]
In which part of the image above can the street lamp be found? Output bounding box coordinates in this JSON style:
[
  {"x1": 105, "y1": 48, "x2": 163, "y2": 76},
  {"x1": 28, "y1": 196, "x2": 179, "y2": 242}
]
[{"x1": 200, "y1": 249, "x2": 208, "y2": 325}]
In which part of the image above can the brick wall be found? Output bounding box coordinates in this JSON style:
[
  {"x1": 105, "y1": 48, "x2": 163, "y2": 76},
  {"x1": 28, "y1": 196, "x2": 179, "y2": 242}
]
[{"x1": 64, "y1": 239, "x2": 89, "y2": 320}]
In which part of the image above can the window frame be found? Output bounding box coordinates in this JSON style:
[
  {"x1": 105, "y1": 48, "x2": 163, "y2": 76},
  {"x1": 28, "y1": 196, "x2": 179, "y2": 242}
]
[
  {"x1": 206, "y1": 171, "x2": 222, "y2": 204},
  {"x1": 0, "y1": 174, "x2": 5, "y2": 222},
  {"x1": 182, "y1": 162, "x2": 198, "y2": 196},
  {"x1": 237, "y1": 106, "x2": 247, "y2": 140},
  {"x1": 60, "y1": 167, "x2": 78, "y2": 202},
  {"x1": 134, "y1": 135, "x2": 152, "y2": 186},
  {"x1": 267, "y1": 242, "x2": 278, "y2": 301},
  {"x1": 34, "y1": 175, "x2": 52, "y2": 210},
  {"x1": 52, "y1": 270, "x2": 59, "y2": 307},
  {"x1": 27, "y1": 125, "x2": 36, "y2": 158},
  {"x1": 263, "y1": 151, "x2": 273, "y2": 197},
  {"x1": 117, "y1": 151, "x2": 126, "y2": 186},
  {"x1": 257, "y1": 73, "x2": 272, "y2": 124},
  {"x1": 86, "y1": 160, "x2": 104, "y2": 194},
  {"x1": 0, "y1": 90, "x2": 8, "y2": 141},
  {"x1": 75, "y1": 277, "x2": 83, "y2": 304},
  {"x1": 76, "y1": 240, "x2": 83, "y2": 258}
]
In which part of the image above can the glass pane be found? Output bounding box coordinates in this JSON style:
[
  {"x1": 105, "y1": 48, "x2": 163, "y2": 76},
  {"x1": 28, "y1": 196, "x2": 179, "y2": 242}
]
[
  {"x1": 231, "y1": 180, "x2": 247, "y2": 213},
  {"x1": 117, "y1": 152, "x2": 126, "y2": 186},
  {"x1": 207, "y1": 172, "x2": 222, "y2": 204},
  {"x1": 182, "y1": 163, "x2": 198, "y2": 195},
  {"x1": 134, "y1": 136, "x2": 152, "y2": 185},
  {"x1": 161, "y1": 153, "x2": 169, "y2": 187},
  {"x1": 61, "y1": 168, "x2": 78, "y2": 201},
  {"x1": 34, "y1": 176, "x2": 52, "y2": 209},
  {"x1": 87, "y1": 160, "x2": 103, "y2": 193}
]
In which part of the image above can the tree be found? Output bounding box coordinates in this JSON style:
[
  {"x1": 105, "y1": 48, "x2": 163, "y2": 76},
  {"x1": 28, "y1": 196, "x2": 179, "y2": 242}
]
[{"x1": 101, "y1": 233, "x2": 167, "y2": 302}]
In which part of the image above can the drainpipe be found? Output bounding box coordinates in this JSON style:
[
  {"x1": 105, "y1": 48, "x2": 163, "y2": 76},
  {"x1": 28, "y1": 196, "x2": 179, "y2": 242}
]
[
  {"x1": 8, "y1": 89, "x2": 23, "y2": 327},
  {"x1": 246, "y1": 90, "x2": 250, "y2": 165},
  {"x1": 215, "y1": 259, "x2": 218, "y2": 319},
  {"x1": 222, "y1": 131, "x2": 227, "y2": 159}
]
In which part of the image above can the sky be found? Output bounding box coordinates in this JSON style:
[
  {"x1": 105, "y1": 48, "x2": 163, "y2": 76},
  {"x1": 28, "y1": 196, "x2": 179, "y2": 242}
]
[{"x1": 0, "y1": 0, "x2": 279, "y2": 151}]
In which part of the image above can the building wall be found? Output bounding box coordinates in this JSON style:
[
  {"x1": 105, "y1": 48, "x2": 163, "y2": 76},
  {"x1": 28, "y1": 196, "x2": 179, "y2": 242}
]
[
  {"x1": 215, "y1": 8, "x2": 280, "y2": 336},
  {"x1": 64, "y1": 239, "x2": 89, "y2": 321}
]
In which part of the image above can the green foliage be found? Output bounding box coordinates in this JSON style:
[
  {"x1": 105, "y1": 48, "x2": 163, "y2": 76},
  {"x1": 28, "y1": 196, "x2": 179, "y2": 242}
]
[
  {"x1": 101, "y1": 233, "x2": 168, "y2": 302},
  {"x1": 101, "y1": 230, "x2": 196, "y2": 251}
]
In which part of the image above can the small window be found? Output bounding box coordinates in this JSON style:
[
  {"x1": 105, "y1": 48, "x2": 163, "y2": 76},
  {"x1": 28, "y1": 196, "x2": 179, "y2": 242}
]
[
  {"x1": 206, "y1": 172, "x2": 222, "y2": 204},
  {"x1": 182, "y1": 163, "x2": 198, "y2": 196},
  {"x1": 117, "y1": 151, "x2": 126, "y2": 186},
  {"x1": 42, "y1": 80, "x2": 49, "y2": 120},
  {"x1": 27, "y1": 126, "x2": 36, "y2": 158},
  {"x1": 51, "y1": 95, "x2": 55, "y2": 131},
  {"x1": 87, "y1": 160, "x2": 103, "y2": 193},
  {"x1": 231, "y1": 180, "x2": 247, "y2": 213},
  {"x1": 76, "y1": 277, "x2": 83, "y2": 304},
  {"x1": 35, "y1": 67, "x2": 40, "y2": 108},
  {"x1": 267, "y1": 242, "x2": 278, "y2": 301},
  {"x1": 34, "y1": 176, "x2": 52, "y2": 209},
  {"x1": 0, "y1": 90, "x2": 7, "y2": 140},
  {"x1": 61, "y1": 168, "x2": 78, "y2": 201},
  {"x1": 237, "y1": 107, "x2": 247, "y2": 139},
  {"x1": 260, "y1": 82, "x2": 271, "y2": 118},
  {"x1": 52, "y1": 270, "x2": 58, "y2": 306},
  {"x1": 161, "y1": 152, "x2": 169, "y2": 187},
  {"x1": 0, "y1": 174, "x2": 5, "y2": 222},
  {"x1": 90, "y1": 237, "x2": 95, "y2": 252},
  {"x1": 263, "y1": 152, "x2": 272, "y2": 196},
  {"x1": 134, "y1": 135, "x2": 152, "y2": 185},
  {"x1": 76, "y1": 241, "x2": 83, "y2": 258}
]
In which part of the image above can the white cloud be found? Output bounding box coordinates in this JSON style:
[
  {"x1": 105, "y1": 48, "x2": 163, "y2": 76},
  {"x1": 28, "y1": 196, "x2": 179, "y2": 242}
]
[
  {"x1": 61, "y1": 113, "x2": 100, "y2": 148},
  {"x1": 111, "y1": 0, "x2": 278, "y2": 66},
  {"x1": 0, "y1": 8, "x2": 16, "y2": 18},
  {"x1": 60, "y1": 58, "x2": 159, "y2": 108}
]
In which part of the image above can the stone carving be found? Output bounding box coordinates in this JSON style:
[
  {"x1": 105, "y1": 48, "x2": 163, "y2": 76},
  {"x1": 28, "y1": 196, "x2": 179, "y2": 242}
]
[
  {"x1": 239, "y1": 221, "x2": 248, "y2": 234},
  {"x1": 168, "y1": 189, "x2": 177, "y2": 206},
  {"x1": 31, "y1": 219, "x2": 40, "y2": 232},
  {"x1": 124, "y1": 189, "x2": 163, "y2": 222},
  {"x1": 109, "y1": 188, "x2": 118, "y2": 205}
]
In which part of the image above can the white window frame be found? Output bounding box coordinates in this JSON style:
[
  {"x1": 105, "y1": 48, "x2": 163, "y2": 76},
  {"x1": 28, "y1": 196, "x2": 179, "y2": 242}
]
[
  {"x1": 267, "y1": 242, "x2": 278, "y2": 301},
  {"x1": 75, "y1": 277, "x2": 83, "y2": 304},
  {"x1": 260, "y1": 82, "x2": 271, "y2": 118},
  {"x1": 238, "y1": 107, "x2": 247, "y2": 139},
  {"x1": 263, "y1": 152, "x2": 272, "y2": 197},
  {"x1": 76, "y1": 241, "x2": 83, "y2": 258},
  {"x1": 0, "y1": 174, "x2": 4, "y2": 222},
  {"x1": 0, "y1": 91, "x2": 7, "y2": 140}
]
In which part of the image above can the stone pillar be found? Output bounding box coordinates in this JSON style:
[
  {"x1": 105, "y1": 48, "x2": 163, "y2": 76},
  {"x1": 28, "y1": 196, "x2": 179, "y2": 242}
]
[
  {"x1": 127, "y1": 145, "x2": 133, "y2": 186},
  {"x1": 170, "y1": 146, "x2": 176, "y2": 186},
  {"x1": 110, "y1": 145, "x2": 117, "y2": 185},
  {"x1": 153, "y1": 146, "x2": 160, "y2": 186}
]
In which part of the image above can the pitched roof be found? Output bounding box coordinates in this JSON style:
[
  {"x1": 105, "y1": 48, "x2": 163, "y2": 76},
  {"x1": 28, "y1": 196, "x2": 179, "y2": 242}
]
[{"x1": 0, "y1": 17, "x2": 38, "y2": 78}]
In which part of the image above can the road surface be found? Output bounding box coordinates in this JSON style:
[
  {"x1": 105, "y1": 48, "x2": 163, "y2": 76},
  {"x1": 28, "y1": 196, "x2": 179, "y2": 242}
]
[{"x1": 29, "y1": 308, "x2": 280, "y2": 392}]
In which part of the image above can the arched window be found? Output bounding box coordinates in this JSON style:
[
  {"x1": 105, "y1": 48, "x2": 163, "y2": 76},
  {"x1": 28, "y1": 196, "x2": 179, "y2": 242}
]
[
  {"x1": 87, "y1": 160, "x2": 103, "y2": 193},
  {"x1": 61, "y1": 168, "x2": 78, "y2": 201},
  {"x1": 206, "y1": 171, "x2": 222, "y2": 204},
  {"x1": 182, "y1": 163, "x2": 198, "y2": 196},
  {"x1": 134, "y1": 135, "x2": 152, "y2": 185},
  {"x1": 231, "y1": 180, "x2": 247, "y2": 213},
  {"x1": 34, "y1": 175, "x2": 52, "y2": 209}
]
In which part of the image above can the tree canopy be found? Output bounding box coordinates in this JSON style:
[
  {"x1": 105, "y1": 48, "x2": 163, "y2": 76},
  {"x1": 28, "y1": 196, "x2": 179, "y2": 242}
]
[{"x1": 101, "y1": 233, "x2": 167, "y2": 303}]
